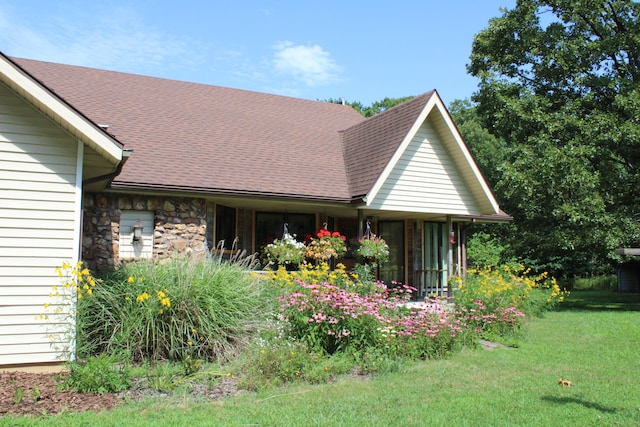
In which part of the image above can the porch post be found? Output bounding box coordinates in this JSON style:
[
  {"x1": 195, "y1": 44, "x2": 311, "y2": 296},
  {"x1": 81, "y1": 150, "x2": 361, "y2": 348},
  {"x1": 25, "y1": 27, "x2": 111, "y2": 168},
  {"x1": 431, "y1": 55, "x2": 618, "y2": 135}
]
[{"x1": 446, "y1": 215, "x2": 453, "y2": 297}]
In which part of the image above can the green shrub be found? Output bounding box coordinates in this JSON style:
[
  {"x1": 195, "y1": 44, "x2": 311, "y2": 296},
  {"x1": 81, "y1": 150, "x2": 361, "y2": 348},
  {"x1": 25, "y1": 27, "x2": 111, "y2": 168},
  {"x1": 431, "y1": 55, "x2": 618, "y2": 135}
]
[
  {"x1": 237, "y1": 340, "x2": 353, "y2": 391},
  {"x1": 466, "y1": 231, "x2": 509, "y2": 268},
  {"x1": 571, "y1": 275, "x2": 616, "y2": 290},
  {"x1": 77, "y1": 255, "x2": 268, "y2": 363},
  {"x1": 452, "y1": 265, "x2": 568, "y2": 340},
  {"x1": 60, "y1": 354, "x2": 131, "y2": 394}
]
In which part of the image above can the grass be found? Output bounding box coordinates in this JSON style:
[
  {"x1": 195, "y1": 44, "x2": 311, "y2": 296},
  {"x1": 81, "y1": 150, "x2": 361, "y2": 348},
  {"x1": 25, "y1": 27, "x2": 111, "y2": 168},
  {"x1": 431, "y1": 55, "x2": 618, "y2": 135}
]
[{"x1": 4, "y1": 290, "x2": 640, "y2": 426}]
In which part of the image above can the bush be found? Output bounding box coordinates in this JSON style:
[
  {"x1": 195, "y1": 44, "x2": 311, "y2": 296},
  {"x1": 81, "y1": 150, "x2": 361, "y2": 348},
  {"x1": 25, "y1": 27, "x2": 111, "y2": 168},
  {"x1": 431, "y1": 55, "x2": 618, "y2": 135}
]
[
  {"x1": 452, "y1": 265, "x2": 568, "y2": 340},
  {"x1": 270, "y1": 263, "x2": 469, "y2": 360},
  {"x1": 466, "y1": 231, "x2": 511, "y2": 268},
  {"x1": 277, "y1": 281, "x2": 391, "y2": 354},
  {"x1": 570, "y1": 275, "x2": 616, "y2": 290},
  {"x1": 77, "y1": 255, "x2": 267, "y2": 363},
  {"x1": 60, "y1": 354, "x2": 131, "y2": 394},
  {"x1": 238, "y1": 341, "x2": 353, "y2": 390}
]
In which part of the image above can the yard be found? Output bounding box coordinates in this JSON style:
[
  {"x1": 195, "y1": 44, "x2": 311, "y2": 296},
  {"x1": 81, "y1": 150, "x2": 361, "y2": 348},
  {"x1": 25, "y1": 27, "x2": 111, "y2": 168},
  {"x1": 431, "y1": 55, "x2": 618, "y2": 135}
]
[{"x1": 2, "y1": 289, "x2": 639, "y2": 426}]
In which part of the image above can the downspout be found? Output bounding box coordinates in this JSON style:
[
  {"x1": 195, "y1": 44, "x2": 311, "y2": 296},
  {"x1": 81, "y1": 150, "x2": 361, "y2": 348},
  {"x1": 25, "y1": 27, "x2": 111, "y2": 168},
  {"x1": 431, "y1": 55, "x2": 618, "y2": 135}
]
[
  {"x1": 447, "y1": 215, "x2": 453, "y2": 297},
  {"x1": 82, "y1": 148, "x2": 133, "y2": 186},
  {"x1": 78, "y1": 148, "x2": 132, "y2": 262}
]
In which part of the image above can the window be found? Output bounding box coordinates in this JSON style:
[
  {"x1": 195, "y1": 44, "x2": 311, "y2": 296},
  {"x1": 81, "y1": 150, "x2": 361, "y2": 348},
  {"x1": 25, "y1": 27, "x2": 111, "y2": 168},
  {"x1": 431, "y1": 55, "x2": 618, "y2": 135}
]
[
  {"x1": 215, "y1": 204, "x2": 236, "y2": 250},
  {"x1": 119, "y1": 210, "x2": 154, "y2": 259},
  {"x1": 255, "y1": 212, "x2": 314, "y2": 250}
]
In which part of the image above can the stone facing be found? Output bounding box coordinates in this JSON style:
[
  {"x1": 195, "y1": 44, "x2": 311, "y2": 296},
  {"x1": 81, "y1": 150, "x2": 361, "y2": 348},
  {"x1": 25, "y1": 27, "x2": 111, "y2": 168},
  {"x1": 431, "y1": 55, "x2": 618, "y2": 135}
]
[{"x1": 82, "y1": 194, "x2": 208, "y2": 271}]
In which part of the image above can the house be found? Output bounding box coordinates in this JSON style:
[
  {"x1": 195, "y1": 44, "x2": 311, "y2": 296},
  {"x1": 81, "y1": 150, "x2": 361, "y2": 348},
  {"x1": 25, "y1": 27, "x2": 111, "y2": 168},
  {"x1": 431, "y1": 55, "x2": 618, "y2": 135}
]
[{"x1": 0, "y1": 52, "x2": 509, "y2": 368}]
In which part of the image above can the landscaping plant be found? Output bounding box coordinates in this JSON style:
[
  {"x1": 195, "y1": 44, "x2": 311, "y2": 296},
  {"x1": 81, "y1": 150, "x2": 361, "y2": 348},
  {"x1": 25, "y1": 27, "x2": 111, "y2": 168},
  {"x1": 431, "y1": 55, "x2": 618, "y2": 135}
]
[
  {"x1": 270, "y1": 263, "x2": 470, "y2": 361},
  {"x1": 60, "y1": 354, "x2": 131, "y2": 394},
  {"x1": 452, "y1": 264, "x2": 567, "y2": 340},
  {"x1": 74, "y1": 255, "x2": 267, "y2": 363}
]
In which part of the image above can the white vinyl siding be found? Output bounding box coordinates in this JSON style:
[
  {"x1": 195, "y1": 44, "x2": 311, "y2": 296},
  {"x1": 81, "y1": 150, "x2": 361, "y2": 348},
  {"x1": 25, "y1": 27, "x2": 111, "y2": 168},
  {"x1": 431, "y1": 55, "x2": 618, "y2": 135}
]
[
  {"x1": 366, "y1": 118, "x2": 481, "y2": 215},
  {"x1": 0, "y1": 82, "x2": 78, "y2": 366},
  {"x1": 119, "y1": 210, "x2": 154, "y2": 259}
]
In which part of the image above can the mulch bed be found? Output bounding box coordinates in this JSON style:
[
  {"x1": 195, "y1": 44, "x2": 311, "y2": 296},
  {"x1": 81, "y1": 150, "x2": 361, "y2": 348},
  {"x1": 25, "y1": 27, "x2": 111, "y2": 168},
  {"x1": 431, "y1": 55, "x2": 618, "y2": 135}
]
[
  {"x1": 0, "y1": 371, "x2": 243, "y2": 418},
  {"x1": 0, "y1": 371, "x2": 122, "y2": 417}
]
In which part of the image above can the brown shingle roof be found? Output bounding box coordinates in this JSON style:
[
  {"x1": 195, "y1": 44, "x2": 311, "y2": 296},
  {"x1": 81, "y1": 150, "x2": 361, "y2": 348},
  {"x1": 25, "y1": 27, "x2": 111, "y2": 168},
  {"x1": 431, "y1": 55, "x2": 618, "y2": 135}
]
[{"x1": 12, "y1": 57, "x2": 368, "y2": 202}]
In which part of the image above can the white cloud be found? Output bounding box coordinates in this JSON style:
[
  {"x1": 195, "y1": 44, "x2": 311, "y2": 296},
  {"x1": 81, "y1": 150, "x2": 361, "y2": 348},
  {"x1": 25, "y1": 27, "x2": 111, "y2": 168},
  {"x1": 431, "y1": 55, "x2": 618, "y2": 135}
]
[
  {"x1": 0, "y1": 5, "x2": 198, "y2": 75},
  {"x1": 272, "y1": 41, "x2": 341, "y2": 87}
]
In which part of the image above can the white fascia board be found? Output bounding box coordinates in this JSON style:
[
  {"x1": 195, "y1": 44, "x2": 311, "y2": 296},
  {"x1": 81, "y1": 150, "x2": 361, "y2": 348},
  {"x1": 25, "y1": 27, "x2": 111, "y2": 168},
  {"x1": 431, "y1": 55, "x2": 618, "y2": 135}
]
[
  {"x1": 0, "y1": 56, "x2": 123, "y2": 164},
  {"x1": 431, "y1": 96, "x2": 499, "y2": 214}
]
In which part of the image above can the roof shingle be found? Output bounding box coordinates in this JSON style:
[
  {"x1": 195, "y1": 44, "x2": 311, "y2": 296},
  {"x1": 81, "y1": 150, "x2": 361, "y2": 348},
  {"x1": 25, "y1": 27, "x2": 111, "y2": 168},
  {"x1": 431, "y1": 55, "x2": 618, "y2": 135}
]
[{"x1": 12, "y1": 57, "x2": 369, "y2": 202}]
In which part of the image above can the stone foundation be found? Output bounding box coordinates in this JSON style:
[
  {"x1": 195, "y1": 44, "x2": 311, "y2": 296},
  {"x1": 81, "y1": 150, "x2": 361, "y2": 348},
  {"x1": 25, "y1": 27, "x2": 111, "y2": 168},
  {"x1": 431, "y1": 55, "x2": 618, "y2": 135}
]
[{"x1": 82, "y1": 194, "x2": 208, "y2": 271}]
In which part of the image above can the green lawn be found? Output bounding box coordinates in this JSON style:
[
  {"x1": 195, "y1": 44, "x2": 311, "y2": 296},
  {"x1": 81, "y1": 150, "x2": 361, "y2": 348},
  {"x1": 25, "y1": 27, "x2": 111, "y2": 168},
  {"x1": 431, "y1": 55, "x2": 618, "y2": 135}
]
[{"x1": 4, "y1": 290, "x2": 640, "y2": 426}]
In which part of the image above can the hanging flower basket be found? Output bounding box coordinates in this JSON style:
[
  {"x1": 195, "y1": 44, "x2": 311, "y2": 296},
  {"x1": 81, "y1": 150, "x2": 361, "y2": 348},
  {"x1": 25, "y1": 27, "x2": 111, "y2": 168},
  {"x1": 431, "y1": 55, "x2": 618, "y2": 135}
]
[
  {"x1": 305, "y1": 227, "x2": 347, "y2": 261},
  {"x1": 354, "y1": 234, "x2": 389, "y2": 263},
  {"x1": 262, "y1": 232, "x2": 306, "y2": 267}
]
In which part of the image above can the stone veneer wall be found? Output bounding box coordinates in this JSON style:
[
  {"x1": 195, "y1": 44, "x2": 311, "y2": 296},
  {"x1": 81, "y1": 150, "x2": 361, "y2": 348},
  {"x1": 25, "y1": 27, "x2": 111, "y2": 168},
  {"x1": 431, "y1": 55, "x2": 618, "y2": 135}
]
[{"x1": 82, "y1": 193, "x2": 208, "y2": 271}]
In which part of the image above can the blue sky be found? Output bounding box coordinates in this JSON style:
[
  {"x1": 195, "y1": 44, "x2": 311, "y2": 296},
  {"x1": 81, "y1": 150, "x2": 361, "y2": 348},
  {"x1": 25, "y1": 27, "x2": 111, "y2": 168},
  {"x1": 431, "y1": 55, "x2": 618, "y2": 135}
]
[{"x1": 0, "y1": 1, "x2": 515, "y2": 107}]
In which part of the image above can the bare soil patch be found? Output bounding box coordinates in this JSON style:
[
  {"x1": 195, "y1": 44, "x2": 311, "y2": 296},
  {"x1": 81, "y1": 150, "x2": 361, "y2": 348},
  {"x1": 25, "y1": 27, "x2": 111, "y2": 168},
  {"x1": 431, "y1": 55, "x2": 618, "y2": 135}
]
[
  {"x1": 0, "y1": 371, "x2": 242, "y2": 418},
  {"x1": 0, "y1": 371, "x2": 121, "y2": 417}
]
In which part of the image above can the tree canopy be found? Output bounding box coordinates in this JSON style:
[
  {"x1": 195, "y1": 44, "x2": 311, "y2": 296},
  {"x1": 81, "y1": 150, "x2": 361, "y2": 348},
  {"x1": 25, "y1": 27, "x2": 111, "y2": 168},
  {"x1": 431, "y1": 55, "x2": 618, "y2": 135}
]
[
  {"x1": 466, "y1": 0, "x2": 640, "y2": 275},
  {"x1": 326, "y1": 96, "x2": 414, "y2": 117}
]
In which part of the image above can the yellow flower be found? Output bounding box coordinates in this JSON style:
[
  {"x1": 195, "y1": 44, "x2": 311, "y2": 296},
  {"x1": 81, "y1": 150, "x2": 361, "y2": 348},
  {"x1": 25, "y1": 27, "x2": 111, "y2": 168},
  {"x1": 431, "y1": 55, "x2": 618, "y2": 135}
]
[
  {"x1": 127, "y1": 276, "x2": 135, "y2": 283},
  {"x1": 136, "y1": 291, "x2": 150, "y2": 303}
]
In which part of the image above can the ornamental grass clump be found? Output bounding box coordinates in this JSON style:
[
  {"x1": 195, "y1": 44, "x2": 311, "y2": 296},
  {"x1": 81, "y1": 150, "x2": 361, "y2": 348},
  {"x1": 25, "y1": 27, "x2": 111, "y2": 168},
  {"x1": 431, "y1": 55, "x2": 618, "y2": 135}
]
[{"x1": 76, "y1": 255, "x2": 267, "y2": 363}]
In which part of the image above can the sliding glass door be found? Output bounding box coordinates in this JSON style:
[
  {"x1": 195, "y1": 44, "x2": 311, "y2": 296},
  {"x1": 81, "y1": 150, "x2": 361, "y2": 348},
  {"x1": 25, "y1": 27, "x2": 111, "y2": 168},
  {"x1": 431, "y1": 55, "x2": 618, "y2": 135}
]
[{"x1": 421, "y1": 222, "x2": 448, "y2": 297}]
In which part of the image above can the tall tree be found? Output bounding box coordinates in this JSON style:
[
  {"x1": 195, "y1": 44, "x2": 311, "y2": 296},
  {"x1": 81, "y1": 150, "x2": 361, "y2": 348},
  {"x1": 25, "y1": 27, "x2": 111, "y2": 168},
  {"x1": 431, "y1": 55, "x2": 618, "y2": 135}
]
[
  {"x1": 326, "y1": 96, "x2": 414, "y2": 117},
  {"x1": 468, "y1": 0, "x2": 640, "y2": 275}
]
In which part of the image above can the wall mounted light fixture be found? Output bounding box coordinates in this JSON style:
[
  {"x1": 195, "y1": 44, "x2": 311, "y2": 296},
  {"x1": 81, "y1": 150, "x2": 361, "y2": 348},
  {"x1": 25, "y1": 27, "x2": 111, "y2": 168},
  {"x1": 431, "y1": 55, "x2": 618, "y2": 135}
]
[{"x1": 132, "y1": 220, "x2": 144, "y2": 243}]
